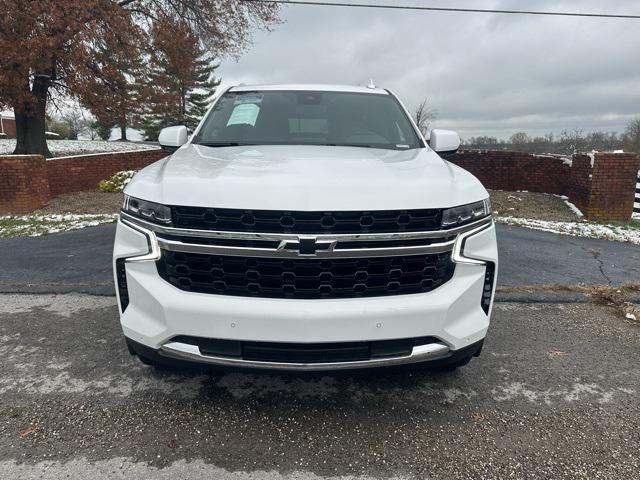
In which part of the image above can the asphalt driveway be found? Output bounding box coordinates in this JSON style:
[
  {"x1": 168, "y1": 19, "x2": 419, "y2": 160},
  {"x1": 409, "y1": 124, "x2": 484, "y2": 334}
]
[
  {"x1": 1, "y1": 224, "x2": 639, "y2": 479},
  {"x1": 0, "y1": 294, "x2": 638, "y2": 479},
  {"x1": 0, "y1": 223, "x2": 638, "y2": 296}
]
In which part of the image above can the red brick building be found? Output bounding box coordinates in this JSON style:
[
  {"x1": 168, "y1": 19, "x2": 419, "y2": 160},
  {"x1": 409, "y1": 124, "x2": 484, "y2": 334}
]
[{"x1": 0, "y1": 111, "x2": 16, "y2": 138}]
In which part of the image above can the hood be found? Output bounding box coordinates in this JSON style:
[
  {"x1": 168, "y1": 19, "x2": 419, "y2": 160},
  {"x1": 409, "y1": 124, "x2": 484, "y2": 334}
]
[{"x1": 125, "y1": 144, "x2": 488, "y2": 211}]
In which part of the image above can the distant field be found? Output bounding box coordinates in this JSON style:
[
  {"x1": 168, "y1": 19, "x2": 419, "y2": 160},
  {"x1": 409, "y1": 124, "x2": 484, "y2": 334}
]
[{"x1": 0, "y1": 139, "x2": 158, "y2": 157}]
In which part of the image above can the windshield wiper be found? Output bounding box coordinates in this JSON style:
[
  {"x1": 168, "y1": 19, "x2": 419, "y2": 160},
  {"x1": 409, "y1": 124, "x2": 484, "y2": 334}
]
[
  {"x1": 194, "y1": 142, "x2": 247, "y2": 147},
  {"x1": 340, "y1": 144, "x2": 376, "y2": 148}
]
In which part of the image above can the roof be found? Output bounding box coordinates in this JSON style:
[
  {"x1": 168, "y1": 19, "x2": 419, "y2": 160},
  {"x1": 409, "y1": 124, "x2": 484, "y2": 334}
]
[
  {"x1": 0, "y1": 110, "x2": 14, "y2": 119},
  {"x1": 229, "y1": 83, "x2": 389, "y2": 95}
]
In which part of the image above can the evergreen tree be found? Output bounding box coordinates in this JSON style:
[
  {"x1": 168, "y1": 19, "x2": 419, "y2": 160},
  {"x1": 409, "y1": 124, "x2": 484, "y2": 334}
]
[
  {"x1": 139, "y1": 16, "x2": 221, "y2": 141},
  {"x1": 92, "y1": 119, "x2": 115, "y2": 141},
  {"x1": 80, "y1": 33, "x2": 145, "y2": 141},
  {"x1": 185, "y1": 52, "x2": 221, "y2": 130},
  {"x1": 0, "y1": 0, "x2": 278, "y2": 156}
]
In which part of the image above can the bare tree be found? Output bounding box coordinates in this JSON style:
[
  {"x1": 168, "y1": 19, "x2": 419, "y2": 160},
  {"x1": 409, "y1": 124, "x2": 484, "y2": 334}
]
[
  {"x1": 624, "y1": 117, "x2": 640, "y2": 153},
  {"x1": 413, "y1": 97, "x2": 437, "y2": 137},
  {"x1": 558, "y1": 129, "x2": 585, "y2": 155},
  {"x1": 61, "y1": 108, "x2": 89, "y2": 140},
  {"x1": 509, "y1": 131, "x2": 530, "y2": 152}
]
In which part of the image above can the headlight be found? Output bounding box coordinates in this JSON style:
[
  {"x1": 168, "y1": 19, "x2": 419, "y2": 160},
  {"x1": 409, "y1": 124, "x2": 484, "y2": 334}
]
[
  {"x1": 442, "y1": 198, "x2": 491, "y2": 228},
  {"x1": 122, "y1": 195, "x2": 172, "y2": 226}
]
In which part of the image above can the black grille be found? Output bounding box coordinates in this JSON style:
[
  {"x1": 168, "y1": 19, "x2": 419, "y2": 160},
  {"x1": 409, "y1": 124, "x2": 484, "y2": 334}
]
[
  {"x1": 157, "y1": 251, "x2": 455, "y2": 299},
  {"x1": 115, "y1": 258, "x2": 129, "y2": 312},
  {"x1": 172, "y1": 206, "x2": 442, "y2": 234},
  {"x1": 171, "y1": 335, "x2": 440, "y2": 363}
]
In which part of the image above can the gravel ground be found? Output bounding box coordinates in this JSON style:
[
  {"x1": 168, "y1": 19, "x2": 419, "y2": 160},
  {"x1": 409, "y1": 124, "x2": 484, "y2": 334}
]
[
  {"x1": 489, "y1": 190, "x2": 580, "y2": 222},
  {"x1": 37, "y1": 190, "x2": 580, "y2": 222},
  {"x1": 0, "y1": 295, "x2": 639, "y2": 479},
  {"x1": 36, "y1": 191, "x2": 124, "y2": 214}
]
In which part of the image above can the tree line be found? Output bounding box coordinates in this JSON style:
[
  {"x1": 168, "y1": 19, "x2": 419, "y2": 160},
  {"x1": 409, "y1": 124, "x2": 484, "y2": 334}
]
[
  {"x1": 0, "y1": 0, "x2": 280, "y2": 157},
  {"x1": 462, "y1": 118, "x2": 640, "y2": 154},
  {"x1": 44, "y1": 30, "x2": 221, "y2": 143}
]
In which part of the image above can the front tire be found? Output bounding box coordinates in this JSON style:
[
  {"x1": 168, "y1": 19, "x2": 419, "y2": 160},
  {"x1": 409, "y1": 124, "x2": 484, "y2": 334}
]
[
  {"x1": 438, "y1": 354, "x2": 473, "y2": 371},
  {"x1": 125, "y1": 338, "x2": 171, "y2": 369},
  {"x1": 431, "y1": 340, "x2": 484, "y2": 372}
]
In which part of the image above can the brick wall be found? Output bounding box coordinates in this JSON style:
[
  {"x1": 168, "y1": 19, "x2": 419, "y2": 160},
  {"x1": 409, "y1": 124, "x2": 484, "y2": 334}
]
[
  {"x1": 0, "y1": 148, "x2": 638, "y2": 221},
  {"x1": 0, "y1": 117, "x2": 17, "y2": 138},
  {"x1": 46, "y1": 149, "x2": 166, "y2": 195},
  {"x1": 449, "y1": 150, "x2": 571, "y2": 195},
  {"x1": 566, "y1": 154, "x2": 593, "y2": 215},
  {"x1": 0, "y1": 155, "x2": 50, "y2": 213},
  {"x1": 587, "y1": 153, "x2": 640, "y2": 221},
  {"x1": 449, "y1": 150, "x2": 640, "y2": 221}
]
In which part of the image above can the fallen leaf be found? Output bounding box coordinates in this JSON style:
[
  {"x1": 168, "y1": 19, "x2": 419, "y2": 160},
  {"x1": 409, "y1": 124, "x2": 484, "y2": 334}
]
[
  {"x1": 548, "y1": 350, "x2": 569, "y2": 358},
  {"x1": 470, "y1": 412, "x2": 486, "y2": 422},
  {"x1": 19, "y1": 427, "x2": 36, "y2": 438}
]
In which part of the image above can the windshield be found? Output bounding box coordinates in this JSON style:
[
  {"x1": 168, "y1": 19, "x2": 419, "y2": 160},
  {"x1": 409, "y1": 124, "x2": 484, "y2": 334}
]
[{"x1": 192, "y1": 90, "x2": 423, "y2": 150}]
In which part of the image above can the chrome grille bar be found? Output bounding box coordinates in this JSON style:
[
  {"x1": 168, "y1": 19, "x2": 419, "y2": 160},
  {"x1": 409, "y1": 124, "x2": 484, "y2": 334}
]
[
  {"x1": 156, "y1": 236, "x2": 456, "y2": 259},
  {"x1": 120, "y1": 211, "x2": 491, "y2": 242}
]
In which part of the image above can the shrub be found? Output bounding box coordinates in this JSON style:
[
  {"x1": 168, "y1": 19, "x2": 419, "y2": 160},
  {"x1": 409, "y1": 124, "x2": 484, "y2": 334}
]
[
  {"x1": 99, "y1": 170, "x2": 137, "y2": 192},
  {"x1": 46, "y1": 119, "x2": 71, "y2": 139}
]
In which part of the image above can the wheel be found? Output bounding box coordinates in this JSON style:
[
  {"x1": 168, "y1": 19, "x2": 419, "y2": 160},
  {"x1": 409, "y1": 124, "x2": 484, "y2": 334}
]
[
  {"x1": 125, "y1": 338, "x2": 171, "y2": 369},
  {"x1": 136, "y1": 353, "x2": 169, "y2": 369},
  {"x1": 431, "y1": 340, "x2": 484, "y2": 372}
]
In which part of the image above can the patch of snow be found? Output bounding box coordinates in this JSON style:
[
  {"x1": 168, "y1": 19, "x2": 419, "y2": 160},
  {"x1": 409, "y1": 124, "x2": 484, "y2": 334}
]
[
  {"x1": 108, "y1": 126, "x2": 144, "y2": 142},
  {"x1": 0, "y1": 139, "x2": 157, "y2": 157},
  {"x1": 533, "y1": 153, "x2": 573, "y2": 166},
  {"x1": 495, "y1": 217, "x2": 640, "y2": 244},
  {"x1": 0, "y1": 214, "x2": 117, "y2": 238},
  {"x1": 587, "y1": 151, "x2": 597, "y2": 168},
  {"x1": 51, "y1": 148, "x2": 160, "y2": 160},
  {"x1": 613, "y1": 149, "x2": 624, "y2": 154},
  {"x1": 626, "y1": 313, "x2": 637, "y2": 321},
  {"x1": 557, "y1": 195, "x2": 584, "y2": 218}
]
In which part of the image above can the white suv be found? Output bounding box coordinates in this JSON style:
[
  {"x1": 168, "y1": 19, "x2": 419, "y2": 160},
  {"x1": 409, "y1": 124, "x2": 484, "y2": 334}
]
[{"x1": 114, "y1": 84, "x2": 498, "y2": 371}]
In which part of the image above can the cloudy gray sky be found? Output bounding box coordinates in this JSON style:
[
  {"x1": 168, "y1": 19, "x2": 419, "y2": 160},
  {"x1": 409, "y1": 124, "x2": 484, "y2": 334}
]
[{"x1": 217, "y1": 0, "x2": 640, "y2": 140}]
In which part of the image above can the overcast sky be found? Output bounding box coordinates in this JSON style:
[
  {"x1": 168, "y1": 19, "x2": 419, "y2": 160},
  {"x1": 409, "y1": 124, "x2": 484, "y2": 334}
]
[{"x1": 217, "y1": 0, "x2": 640, "y2": 140}]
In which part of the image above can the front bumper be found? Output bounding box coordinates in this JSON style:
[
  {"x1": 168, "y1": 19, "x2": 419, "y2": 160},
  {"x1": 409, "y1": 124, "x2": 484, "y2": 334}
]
[{"x1": 113, "y1": 217, "x2": 498, "y2": 371}]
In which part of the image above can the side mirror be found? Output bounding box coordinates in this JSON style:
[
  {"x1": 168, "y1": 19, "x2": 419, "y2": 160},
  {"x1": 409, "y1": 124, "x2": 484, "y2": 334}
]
[
  {"x1": 158, "y1": 125, "x2": 188, "y2": 152},
  {"x1": 430, "y1": 129, "x2": 460, "y2": 154}
]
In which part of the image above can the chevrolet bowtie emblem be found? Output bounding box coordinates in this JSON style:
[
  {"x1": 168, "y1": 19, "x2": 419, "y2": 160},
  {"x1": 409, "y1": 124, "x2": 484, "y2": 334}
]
[{"x1": 277, "y1": 237, "x2": 336, "y2": 256}]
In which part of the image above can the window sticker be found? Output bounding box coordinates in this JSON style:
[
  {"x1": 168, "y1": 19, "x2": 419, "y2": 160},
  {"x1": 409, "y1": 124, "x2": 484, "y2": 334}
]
[
  {"x1": 227, "y1": 103, "x2": 260, "y2": 126},
  {"x1": 234, "y1": 93, "x2": 263, "y2": 105}
]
